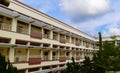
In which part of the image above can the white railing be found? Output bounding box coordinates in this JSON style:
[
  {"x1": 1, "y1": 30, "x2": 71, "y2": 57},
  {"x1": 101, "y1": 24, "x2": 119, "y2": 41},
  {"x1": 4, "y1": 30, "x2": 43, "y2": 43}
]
[
  {"x1": 14, "y1": 55, "x2": 27, "y2": 62},
  {"x1": 0, "y1": 23, "x2": 11, "y2": 30},
  {"x1": 52, "y1": 56, "x2": 58, "y2": 60},
  {"x1": 17, "y1": 27, "x2": 28, "y2": 34}
]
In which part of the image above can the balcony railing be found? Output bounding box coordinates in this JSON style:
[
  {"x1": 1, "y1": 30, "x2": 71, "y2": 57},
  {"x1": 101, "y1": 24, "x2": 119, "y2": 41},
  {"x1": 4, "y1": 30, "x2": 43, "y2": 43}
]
[
  {"x1": 30, "y1": 31, "x2": 42, "y2": 39},
  {"x1": 76, "y1": 57, "x2": 80, "y2": 60},
  {"x1": 42, "y1": 56, "x2": 49, "y2": 61},
  {"x1": 29, "y1": 58, "x2": 41, "y2": 65},
  {"x1": 43, "y1": 34, "x2": 50, "y2": 39},
  {"x1": 60, "y1": 38, "x2": 66, "y2": 43},
  {"x1": 76, "y1": 43, "x2": 80, "y2": 46},
  {"x1": 0, "y1": 23, "x2": 11, "y2": 31},
  {"x1": 66, "y1": 56, "x2": 71, "y2": 60},
  {"x1": 53, "y1": 36, "x2": 58, "y2": 40},
  {"x1": 17, "y1": 27, "x2": 28, "y2": 34},
  {"x1": 52, "y1": 56, "x2": 58, "y2": 60},
  {"x1": 59, "y1": 57, "x2": 66, "y2": 62},
  {"x1": 14, "y1": 56, "x2": 27, "y2": 62}
]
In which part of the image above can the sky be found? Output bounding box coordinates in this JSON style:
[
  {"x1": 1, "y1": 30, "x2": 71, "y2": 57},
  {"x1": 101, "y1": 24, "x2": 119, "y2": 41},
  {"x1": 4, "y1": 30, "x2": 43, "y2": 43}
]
[{"x1": 20, "y1": 0, "x2": 120, "y2": 37}]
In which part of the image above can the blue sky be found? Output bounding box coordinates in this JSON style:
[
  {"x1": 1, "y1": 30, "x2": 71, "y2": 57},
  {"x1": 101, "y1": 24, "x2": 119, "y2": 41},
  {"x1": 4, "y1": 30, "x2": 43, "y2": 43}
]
[{"x1": 20, "y1": 0, "x2": 120, "y2": 37}]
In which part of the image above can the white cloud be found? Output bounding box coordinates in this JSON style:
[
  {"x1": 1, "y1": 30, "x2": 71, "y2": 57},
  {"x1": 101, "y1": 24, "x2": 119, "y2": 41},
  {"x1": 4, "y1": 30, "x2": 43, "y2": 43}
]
[
  {"x1": 102, "y1": 21, "x2": 120, "y2": 36},
  {"x1": 60, "y1": 0, "x2": 110, "y2": 22}
]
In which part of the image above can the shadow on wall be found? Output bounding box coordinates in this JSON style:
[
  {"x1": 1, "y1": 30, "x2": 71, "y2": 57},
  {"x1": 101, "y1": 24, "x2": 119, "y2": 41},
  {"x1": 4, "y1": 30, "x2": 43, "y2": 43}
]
[{"x1": 0, "y1": 0, "x2": 10, "y2": 6}]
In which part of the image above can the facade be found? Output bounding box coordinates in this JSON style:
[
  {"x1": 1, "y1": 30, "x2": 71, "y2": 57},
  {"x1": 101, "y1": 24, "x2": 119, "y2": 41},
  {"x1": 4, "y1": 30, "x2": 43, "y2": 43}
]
[
  {"x1": 102, "y1": 36, "x2": 120, "y2": 45},
  {"x1": 0, "y1": 0, "x2": 98, "y2": 73}
]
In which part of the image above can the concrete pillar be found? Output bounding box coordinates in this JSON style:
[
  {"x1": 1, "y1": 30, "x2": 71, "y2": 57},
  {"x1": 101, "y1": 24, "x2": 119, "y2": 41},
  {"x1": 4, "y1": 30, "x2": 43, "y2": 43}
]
[
  {"x1": 69, "y1": 51, "x2": 72, "y2": 59},
  {"x1": 26, "y1": 49, "x2": 29, "y2": 61},
  {"x1": 9, "y1": 39, "x2": 15, "y2": 62},
  {"x1": 40, "y1": 50, "x2": 43, "y2": 60},
  {"x1": 28, "y1": 23, "x2": 31, "y2": 35},
  {"x1": 81, "y1": 40, "x2": 83, "y2": 46},
  {"x1": 57, "y1": 51, "x2": 60, "y2": 59},
  {"x1": 25, "y1": 69, "x2": 28, "y2": 73},
  {"x1": 70, "y1": 37, "x2": 72, "y2": 43},
  {"x1": 74, "y1": 52, "x2": 76, "y2": 59},
  {"x1": 49, "y1": 50, "x2": 53, "y2": 60},
  {"x1": 27, "y1": 42, "x2": 30, "y2": 61},
  {"x1": 81, "y1": 52, "x2": 84, "y2": 59},
  {"x1": 11, "y1": 18, "x2": 17, "y2": 32},
  {"x1": 58, "y1": 33, "x2": 60, "y2": 41},
  {"x1": 9, "y1": 47, "x2": 15, "y2": 62},
  {"x1": 41, "y1": 28, "x2": 44, "y2": 37},
  {"x1": 50, "y1": 30, "x2": 53, "y2": 39}
]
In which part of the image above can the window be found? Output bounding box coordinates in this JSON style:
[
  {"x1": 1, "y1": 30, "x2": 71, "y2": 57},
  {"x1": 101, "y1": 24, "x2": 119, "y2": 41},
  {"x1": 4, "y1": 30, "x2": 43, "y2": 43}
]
[{"x1": 17, "y1": 26, "x2": 23, "y2": 33}]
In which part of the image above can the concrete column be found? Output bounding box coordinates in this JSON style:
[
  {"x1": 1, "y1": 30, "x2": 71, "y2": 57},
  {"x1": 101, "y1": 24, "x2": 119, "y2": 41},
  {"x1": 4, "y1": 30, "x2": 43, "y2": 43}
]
[
  {"x1": 28, "y1": 23, "x2": 31, "y2": 34},
  {"x1": 9, "y1": 39, "x2": 15, "y2": 62},
  {"x1": 41, "y1": 28, "x2": 44, "y2": 37},
  {"x1": 40, "y1": 50, "x2": 43, "y2": 60},
  {"x1": 81, "y1": 40, "x2": 83, "y2": 46},
  {"x1": 27, "y1": 42, "x2": 30, "y2": 61},
  {"x1": 58, "y1": 33, "x2": 60, "y2": 41},
  {"x1": 9, "y1": 47, "x2": 15, "y2": 62},
  {"x1": 39, "y1": 67, "x2": 42, "y2": 71},
  {"x1": 64, "y1": 51, "x2": 66, "y2": 57},
  {"x1": 49, "y1": 50, "x2": 53, "y2": 60},
  {"x1": 11, "y1": 18, "x2": 17, "y2": 32},
  {"x1": 69, "y1": 51, "x2": 72, "y2": 59},
  {"x1": 26, "y1": 49, "x2": 29, "y2": 61},
  {"x1": 57, "y1": 51, "x2": 60, "y2": 59},
  {"x1": 70, "y1": 36, "x2": 72, "y2": 43},
  {"x1": 50, "y1": 30, "x2": 53, "y2": 39},
  {"x1": 25, "y1": 69, "x2": 28, "y2": 73}
]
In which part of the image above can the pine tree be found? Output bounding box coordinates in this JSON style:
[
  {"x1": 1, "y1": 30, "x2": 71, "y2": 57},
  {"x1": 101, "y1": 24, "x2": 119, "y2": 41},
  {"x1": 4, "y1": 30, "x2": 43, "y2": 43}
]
[
  {"x1": 0, "y1": 54, "x2": 18, "y2": 73},
  {"x1": 93, "y1": 32, "x2": 120, "y2": 73},
  {"x1": 64, "y1": 57, "x2": 81, "y2": 73},
  {"x1": 81, "y1": 56, "x2": 93, "y2": 73}
]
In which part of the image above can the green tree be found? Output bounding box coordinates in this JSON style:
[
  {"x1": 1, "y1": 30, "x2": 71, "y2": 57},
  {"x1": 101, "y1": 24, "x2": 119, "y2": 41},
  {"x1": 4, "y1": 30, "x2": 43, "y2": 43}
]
[
  {"x1": 64, "y1": 57, "x2": 81, "y2": 73},
  {"x1": 81, "y1": 56, "x2": 93, "y2": 73},
  {"x1": 93, "y1": 32, "x2": 120, "y2": 73},
  {"x1": 0, "y1": 54, "x2": 18, "y2": 73}
]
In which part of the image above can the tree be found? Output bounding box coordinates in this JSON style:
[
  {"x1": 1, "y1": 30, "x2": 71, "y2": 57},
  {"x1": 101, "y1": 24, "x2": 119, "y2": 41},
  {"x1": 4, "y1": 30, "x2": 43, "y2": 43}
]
[
  {"x1": 93, "y1": 32, "x2": 120, "y2": 73},
  {"x1": 64, "y1": 57, "x2": 81, "y2": 73},
  {"x1": 81, "y1": 56, "x2": 93, "y2": 73},
  {"x1": 0, "y1": 54, "x2": 18, "y2": 73}
]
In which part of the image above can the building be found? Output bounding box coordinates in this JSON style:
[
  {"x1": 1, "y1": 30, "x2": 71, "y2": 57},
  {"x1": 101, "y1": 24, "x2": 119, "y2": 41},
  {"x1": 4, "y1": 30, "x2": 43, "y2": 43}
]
[
  {"x1": 101, "y1": 36, "x2": 120, "y2": 45},
  {"x1": 0, "y1": 0, "x2": 98, "y2": 73}
]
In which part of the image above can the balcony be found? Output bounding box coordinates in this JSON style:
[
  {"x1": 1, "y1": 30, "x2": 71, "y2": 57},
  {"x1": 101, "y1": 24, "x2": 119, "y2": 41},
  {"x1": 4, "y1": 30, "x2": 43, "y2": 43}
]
[
  {"x1": 14, "y1": 56, "x2": 27, "y2": 63},
  {"x1": 76, "y1": 57, "x2": 80, "y2": 60},
  {"x1": 42, "y1": 56, "x2": 49, "y2": 61},
  {"x1": 0, "y1": 23, "x2": 11, "y2": 31},
  {"x1": 59, "y1": 57, "x2": 66, "y2": 62},
  {"x1": 43, "y1": 34, "x2": 50, "y2": 39},
  {"x1": 30, "y1": 31, "x2": 42, "y2": 39},
  {"x1": 17, "y1": 27, "x2": 28, "y2": 34},
  {"x1": 60, "y1": 38, "x2": 66, "y2": 43},
  {"x1": 29, "y1": 58, "x2": 41, "y2": 65},
  {"x1": 52, "y1": 56, "x2": 58, "y2": 60},
  {"x1": 66, "y1": 56, "x2": 71, "y2": 60},
  {"x1": 86, "y1": 44, "x2": 90, "y2": 48},
  {"x1": 76, "y1": 43, "x2": 80, "y2": 46}
]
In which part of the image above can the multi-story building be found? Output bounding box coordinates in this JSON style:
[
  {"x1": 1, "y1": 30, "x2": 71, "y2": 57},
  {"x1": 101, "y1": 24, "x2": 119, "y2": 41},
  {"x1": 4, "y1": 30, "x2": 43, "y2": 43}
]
[
  {"x1": 101, "y1": 36, "x2": 120, "y2": 45},
  {"x1": 0, "y1": 0, "x2": 98, "y2": 73}
]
